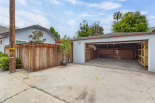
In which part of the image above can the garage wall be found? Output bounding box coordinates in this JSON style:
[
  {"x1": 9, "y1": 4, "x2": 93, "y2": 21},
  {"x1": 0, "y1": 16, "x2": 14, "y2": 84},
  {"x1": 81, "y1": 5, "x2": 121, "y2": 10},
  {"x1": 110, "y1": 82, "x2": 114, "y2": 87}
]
[{"x1": 72, "y1": 34, "x2": 155, "y2": 72}]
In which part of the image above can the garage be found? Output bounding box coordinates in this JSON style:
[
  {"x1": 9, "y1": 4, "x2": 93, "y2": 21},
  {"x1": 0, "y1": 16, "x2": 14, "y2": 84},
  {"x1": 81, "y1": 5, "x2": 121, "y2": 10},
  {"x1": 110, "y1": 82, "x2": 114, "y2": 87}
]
[
  {"x1": 85, "y1": 41, "x2": 148, "y2": 71},
  {"x1": 71, "y1": 32, "x2": 155, "y2": 72}
]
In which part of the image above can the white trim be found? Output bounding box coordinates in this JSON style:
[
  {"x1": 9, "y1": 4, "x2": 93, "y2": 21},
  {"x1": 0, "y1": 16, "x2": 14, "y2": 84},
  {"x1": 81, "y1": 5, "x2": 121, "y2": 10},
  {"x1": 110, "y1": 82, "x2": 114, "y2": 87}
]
[
  {"x1": 0, "y1": 39, "x2": 3, "y2": 45},
  {"x1": 16, "y1": 39, "x2": 28, "y2": 42}
]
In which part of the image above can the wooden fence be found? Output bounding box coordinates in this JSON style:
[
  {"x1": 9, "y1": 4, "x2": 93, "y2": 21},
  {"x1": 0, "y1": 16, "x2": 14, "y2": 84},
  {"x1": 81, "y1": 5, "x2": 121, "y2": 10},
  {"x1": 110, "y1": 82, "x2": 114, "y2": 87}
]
[
  {"x1": 85, "y1": 48, "x2": 98, "y2": 61},
  {"x1": 4, "y1": 42, "x2": 73, "y2": 72}
]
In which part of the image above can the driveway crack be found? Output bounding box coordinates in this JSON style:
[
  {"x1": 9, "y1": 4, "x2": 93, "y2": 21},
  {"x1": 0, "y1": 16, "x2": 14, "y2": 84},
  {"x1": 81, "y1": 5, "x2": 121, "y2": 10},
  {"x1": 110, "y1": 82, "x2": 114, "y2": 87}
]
[
  {"x1": 146, "y1": 87, "x2": 155, "y2": 103},
  {"x1": 31, "y1": 86, "x2": 70, "y2": 103},
  {"x1": 5, "y1": 74, "x2": 69, "y2": 103},
  {"x1": 1, "y1": 88, "x2": 31, "y2": 103}
]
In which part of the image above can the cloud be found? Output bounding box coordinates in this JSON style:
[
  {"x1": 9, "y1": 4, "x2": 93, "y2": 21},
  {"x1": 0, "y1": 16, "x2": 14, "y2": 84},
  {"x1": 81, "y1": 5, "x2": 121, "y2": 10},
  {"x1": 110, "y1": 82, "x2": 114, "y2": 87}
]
[
  {"x1": 78, "y1": 12, "x2": 95, "y2": 18},
  {"x1": 30, "y1": 1, "x2": 42, "y2": 5},
  {"x1": 118, "y1": 0, "x2": 126, "y2": 1},
  {"x1": 88, "y1": 1, "x2": 122, "y2": 10},
  {"x1": 58, "y1": 26, "x2": 65, "y2": 30},
  {"x1": 50, "y1": 0, "x2": 64, "y2": 5},
  {"x1": 66, "y1": 19, "x2": 76, "y2": 26},
  {"x1": 16, "y1": 10, "x2": 50, "y2": 28},
  {"x1": 64, "y1": 11, "x2": 74, "y2": 17},
  {"x1": 16, "y1": 0, "x2": 27, "y2": 6},
  {"x1": 148, "y1": 16, "x2": 155, "y2": 20},
  {"x1": 141, "y1": 11, "x2": 148, "y2": 15},
  {"x1": 64, "y1": 0, "x2": 85, "y2": 5},
  {"x1": 99, "y1": 15, "x2": 114, "y2": 24},
  {"x1": 120, "y1": 9, "x2": 148, "y2": 15}
]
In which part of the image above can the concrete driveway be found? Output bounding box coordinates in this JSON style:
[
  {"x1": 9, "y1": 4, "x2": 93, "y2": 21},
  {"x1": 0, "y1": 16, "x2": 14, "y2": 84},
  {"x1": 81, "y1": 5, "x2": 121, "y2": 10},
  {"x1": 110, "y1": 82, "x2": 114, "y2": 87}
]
[
  {"x1": 0, "y1": 70, "x2": 65, "y2": 103},
  {"x1": 31, "y1": 64, "x2": 155, "y2": 103},
  {"x1": 1, "y1": 64, "x2": 155, "y2": 103}
]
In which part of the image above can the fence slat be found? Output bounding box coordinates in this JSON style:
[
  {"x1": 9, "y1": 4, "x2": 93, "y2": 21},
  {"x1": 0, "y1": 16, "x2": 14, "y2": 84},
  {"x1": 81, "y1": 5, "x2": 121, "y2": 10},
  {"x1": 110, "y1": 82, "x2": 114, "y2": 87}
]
[{"x1": 4, "y1": 42, "x2": 73, "y2": 71}]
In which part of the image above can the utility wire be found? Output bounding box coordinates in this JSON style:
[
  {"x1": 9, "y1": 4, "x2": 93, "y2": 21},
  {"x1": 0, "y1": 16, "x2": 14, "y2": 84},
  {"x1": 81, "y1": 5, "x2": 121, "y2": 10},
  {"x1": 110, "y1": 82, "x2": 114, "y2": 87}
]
[
  {"x1": 0, "y1": 0, "x2": 7, "y2": 34},
  {"x1": 47, "y1": 0, "x2": 72, "y2": 36},
  {"x1": 26, "y1": 0, "x2": 41, "y2": 25},
  {"x1": 41, "y1": 0, "x2": 64, "y2": 35}
]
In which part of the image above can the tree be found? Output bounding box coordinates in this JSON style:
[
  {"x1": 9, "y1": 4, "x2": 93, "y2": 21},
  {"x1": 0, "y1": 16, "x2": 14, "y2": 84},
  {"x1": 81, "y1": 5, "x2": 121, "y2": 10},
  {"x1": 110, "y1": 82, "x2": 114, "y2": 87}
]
[
  {"x1": 113, "y1": 11, "x2": 122, "y2": 23},
  {"x1": 28, "y1": 31, "x2": 46, "y2": 43},
  {"x1": 50, "y1": 27, "x2": 60, "y2": 39},
  {"x1": 89, "y1": 23, "x2": 104, "y2": 36},
  {"x1": 112, "y1": 11, "x2": 149, "y2": 32},
  {"x1": 76, "y1": 20, "x2": 92, "y2": 37},
  {"x1": 59, "y1": 35, "x2": 71, "y2": 61}
]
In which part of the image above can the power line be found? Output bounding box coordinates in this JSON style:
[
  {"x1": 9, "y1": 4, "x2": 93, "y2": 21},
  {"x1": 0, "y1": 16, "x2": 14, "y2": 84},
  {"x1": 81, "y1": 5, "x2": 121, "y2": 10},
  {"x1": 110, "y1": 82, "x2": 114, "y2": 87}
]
[
  {"x1": 26, "y1": 0, "x2": 41, "y2": 25},
  {"x1": 47, "y1": 0, "x2": 72, "y2": 36},
  {"x1": 0, "y1": 0, "x2": 7, "y2": 34},
  {"x1": 40, "y1": 0, "x2": 64, "y2": 35}
]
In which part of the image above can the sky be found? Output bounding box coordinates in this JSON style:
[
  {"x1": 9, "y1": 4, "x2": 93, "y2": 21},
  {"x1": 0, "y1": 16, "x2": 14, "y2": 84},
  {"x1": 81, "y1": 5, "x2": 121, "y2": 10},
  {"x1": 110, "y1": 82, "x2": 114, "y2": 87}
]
[{"x1": 0, "y1": 0, "x2": 155, "y2": 38}]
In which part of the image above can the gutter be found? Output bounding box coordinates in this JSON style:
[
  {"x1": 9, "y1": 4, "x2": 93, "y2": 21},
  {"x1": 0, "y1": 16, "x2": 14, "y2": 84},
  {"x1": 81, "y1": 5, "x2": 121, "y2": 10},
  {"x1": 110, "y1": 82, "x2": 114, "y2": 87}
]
[
  {"x1": 0, "y1": 36, "x2": 8, "y2": 39},
  {"x1": 71, "y1": 32, "x2": 155, "y2": 41}
]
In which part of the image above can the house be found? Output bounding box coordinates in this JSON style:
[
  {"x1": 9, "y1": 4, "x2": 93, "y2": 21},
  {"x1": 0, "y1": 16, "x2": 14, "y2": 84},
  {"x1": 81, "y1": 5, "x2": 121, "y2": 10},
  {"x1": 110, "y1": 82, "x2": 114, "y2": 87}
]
[
  {"x1": 0, "y1": 25, "x2": 57, "y2": 53},
  {"x1": 71, "y1": 31, "x2": 155, "y2": 72}
]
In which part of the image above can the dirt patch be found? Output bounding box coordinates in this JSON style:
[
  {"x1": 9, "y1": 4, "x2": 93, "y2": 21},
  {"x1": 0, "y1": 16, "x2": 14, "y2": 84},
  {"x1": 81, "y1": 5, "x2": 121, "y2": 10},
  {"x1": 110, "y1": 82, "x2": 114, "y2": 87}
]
[{"x1": 11, "y1": 69, "x2": 43, "y2": 85}]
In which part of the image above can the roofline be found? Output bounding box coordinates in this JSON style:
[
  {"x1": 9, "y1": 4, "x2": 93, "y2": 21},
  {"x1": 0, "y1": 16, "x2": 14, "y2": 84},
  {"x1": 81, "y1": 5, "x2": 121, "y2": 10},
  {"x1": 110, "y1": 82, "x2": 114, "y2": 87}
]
[
  {"x1": 71, "y1": 32, "x2": 155, "y2": 41},
  {"x1": 0, "y1": 36, "x2": 8, "y2": 39},
  {"x1": 0, "y1": 25, "x2": 57, "y2": 39},
  {"x1": 0, "y1": 25, "x2": 6, "y2": 28}
]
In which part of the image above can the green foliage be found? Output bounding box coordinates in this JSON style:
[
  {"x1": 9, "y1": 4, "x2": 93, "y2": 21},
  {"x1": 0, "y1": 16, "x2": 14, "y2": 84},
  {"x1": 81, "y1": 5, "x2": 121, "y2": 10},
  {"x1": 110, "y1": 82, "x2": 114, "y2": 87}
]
[
  {"x1": 0, "y1": 52, "x2": 8, "y2": 57},
  {"x1": 50, "y1": 27, "x2": 60, "y2": 39},
  {"x1": 16, "y1": 58, "x2": 22, "y2": 69},
  {"x1": 112, "y1": 11, "x2": 149, "y2": 32},
  {"x1": 0, "y1": 53, "x2": 22, "y2": 71},
  {"x1": 28, "y1": 31, "x2": 46, "y2": 43},
  {"x1": 0, "y1": 57, "x2": 9, "y2": 71},
  {"x1": 77, "y1": 20, "x2": 92, "y2": 37},
  {"x1": 59, "y1": 35, "x2": 71, "y2": 60},
  {"x1": 89, "y1": 25, "x2": 104, "y2": 36},
  {"x1": 113, "y1": 11, "x2": 122, "y2": 22}
]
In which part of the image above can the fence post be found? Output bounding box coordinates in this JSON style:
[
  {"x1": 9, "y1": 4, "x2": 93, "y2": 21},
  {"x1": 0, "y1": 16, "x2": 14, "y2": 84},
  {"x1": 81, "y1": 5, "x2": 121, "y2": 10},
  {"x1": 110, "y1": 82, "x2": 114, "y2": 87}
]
[
  {"x1": 32, "y1": 43, "x2": 35, "y2": 71},
  {"x1": 19, "y1": 44, "x2": 20, "y2": 59},
  {"x1": 55, "y1": 42, "x2": 57, "y2": 66}
]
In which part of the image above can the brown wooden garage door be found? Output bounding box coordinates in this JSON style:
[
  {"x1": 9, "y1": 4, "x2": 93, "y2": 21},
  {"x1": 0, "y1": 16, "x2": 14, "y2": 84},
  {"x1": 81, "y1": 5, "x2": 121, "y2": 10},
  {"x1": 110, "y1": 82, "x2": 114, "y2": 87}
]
[{"x1": 98, "y1": 49, "x2": 133, "y2": 60}]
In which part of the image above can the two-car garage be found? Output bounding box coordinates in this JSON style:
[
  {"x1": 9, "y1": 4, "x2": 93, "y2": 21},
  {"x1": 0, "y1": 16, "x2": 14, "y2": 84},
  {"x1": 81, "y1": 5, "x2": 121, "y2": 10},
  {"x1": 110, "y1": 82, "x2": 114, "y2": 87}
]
[
  {"x1": 71, "y1": 32, "x2": 155, "y2": 72},
  {"x1": 85, "y1": 41, "x2": 148, "y2": 71}
]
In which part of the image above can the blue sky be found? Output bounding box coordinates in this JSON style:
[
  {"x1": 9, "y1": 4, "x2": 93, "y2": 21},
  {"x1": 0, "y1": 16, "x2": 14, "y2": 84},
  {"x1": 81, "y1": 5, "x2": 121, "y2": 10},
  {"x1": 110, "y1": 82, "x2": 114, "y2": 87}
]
[{"x1": 0, "y1": 0, "x2": 155, "y2": 37}]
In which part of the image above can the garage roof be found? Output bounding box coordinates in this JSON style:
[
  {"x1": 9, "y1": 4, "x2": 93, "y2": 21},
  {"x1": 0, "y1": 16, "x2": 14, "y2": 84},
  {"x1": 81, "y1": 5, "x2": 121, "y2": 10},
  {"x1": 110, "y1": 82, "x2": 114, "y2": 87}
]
[{"x1": 70, "y1": 32, "x2": 155, "y2": 41}]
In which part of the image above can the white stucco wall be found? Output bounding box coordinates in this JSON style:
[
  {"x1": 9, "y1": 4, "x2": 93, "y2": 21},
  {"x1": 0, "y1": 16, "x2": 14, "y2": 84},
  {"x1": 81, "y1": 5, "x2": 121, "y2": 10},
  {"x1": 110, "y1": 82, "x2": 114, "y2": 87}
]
[
  {"x1": 72, "y1": 34, "x2": 155, "y2": 72},
  {"x1": 4, "y1": 28, "x2": 56, "y2": 45}
]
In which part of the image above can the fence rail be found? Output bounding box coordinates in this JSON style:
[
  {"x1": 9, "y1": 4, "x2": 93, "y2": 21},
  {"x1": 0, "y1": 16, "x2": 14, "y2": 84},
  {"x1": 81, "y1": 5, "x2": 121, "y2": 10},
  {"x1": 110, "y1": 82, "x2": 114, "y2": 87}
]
[{"x1": 4, "y1": 42, "x2": 73, "y2": 72}]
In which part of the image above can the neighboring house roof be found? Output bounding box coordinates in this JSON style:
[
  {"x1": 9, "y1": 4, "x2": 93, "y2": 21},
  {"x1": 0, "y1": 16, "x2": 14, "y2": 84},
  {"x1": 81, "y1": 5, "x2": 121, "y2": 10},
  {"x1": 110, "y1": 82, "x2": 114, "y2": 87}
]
[
  {"x1": 0, "y1": 25, "x2": 9, "y2": 34},
  {"x1": 0, "y1": 25, "x2": 57, "y2": 39},
  {"x1": 148, "y1": 27, "x2": 155, "y2": 32},
  {"x1": 70, "y1": 32, "x2": 155, "y2": 41}
]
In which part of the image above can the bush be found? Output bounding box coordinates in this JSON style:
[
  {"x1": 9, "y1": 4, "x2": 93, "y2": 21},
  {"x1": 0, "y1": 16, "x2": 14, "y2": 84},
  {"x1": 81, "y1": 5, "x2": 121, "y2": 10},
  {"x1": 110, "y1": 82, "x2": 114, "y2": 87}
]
[
  {"x1": 16, "y1": 58, "x2": 22, "y2": 69},
  {"x1": 0, "y1": 52, "x2": 8, "y2": 57},
  {"x1": 0, "y1": 56, "x2": 22, "y2": 71},
  {"x1": 0, "y1": 57, "x2": 9, "y2": 71}
]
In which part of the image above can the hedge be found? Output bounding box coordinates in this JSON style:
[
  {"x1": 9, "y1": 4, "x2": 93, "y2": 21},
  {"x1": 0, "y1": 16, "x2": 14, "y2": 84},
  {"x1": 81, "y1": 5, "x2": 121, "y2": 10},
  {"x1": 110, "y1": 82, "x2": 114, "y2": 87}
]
[{"x1": 0, "y1": 53, "x2": 22, "y2": 71}]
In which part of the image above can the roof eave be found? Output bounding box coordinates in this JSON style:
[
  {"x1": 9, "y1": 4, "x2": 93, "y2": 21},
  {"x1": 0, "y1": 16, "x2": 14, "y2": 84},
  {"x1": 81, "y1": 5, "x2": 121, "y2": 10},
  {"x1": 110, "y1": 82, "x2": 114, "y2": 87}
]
[{"x1": 71, "y1": 32, "x2": 155, "y2": 41}]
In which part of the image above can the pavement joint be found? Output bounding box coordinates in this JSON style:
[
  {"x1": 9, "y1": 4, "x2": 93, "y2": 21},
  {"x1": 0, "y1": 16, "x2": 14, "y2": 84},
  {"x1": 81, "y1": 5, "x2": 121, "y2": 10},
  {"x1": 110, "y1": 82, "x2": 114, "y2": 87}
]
[
  {"x1": 1, "y1": 88, "x2": 31, "y2": 103},
  {"x1": 9, "y1": 73, "x2": 69, "y2": 103},
  {"x1": 31, "y1": 86, "x2": 70, "y2": 103}
]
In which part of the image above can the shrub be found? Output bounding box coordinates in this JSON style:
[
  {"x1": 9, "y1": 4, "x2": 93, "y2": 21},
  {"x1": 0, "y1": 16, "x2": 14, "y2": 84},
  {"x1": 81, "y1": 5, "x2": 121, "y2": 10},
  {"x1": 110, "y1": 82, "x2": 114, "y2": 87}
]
[
  {"x1": 0, "y1": 57, "x2": 22, "y2": 71},
  {"x1": 0, "y1": 57, "x2": 9, "y2": 71},
  {"x1": 0, "y1": 52, "x2": 8, "y2": 57},
  {"x1": 16, "y1": 58, "x2": 22, "y2": 69}
]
